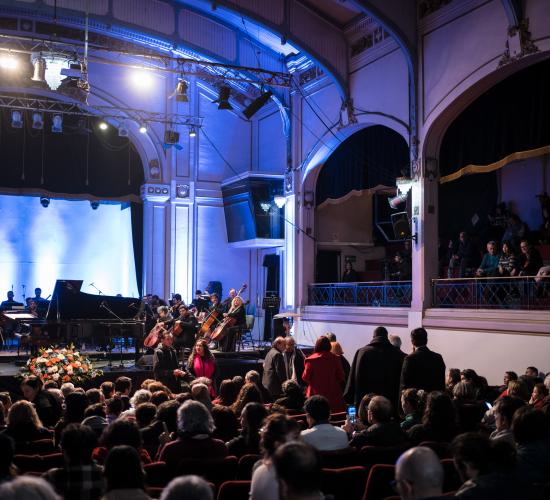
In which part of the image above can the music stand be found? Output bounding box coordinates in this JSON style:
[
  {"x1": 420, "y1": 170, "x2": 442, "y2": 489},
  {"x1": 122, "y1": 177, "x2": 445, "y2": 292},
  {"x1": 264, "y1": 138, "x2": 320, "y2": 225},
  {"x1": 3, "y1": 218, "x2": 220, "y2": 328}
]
[{"x1": 262, "y1": 295, "x2": 281, "y2": 343}]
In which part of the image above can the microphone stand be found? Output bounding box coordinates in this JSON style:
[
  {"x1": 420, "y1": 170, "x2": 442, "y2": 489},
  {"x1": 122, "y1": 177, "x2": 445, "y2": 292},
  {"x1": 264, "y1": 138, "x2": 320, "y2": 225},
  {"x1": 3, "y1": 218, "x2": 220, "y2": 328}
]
[
  {"x1": 89, "y1": 283, "x2": 104, "y2": 295},
  {"x1": 99, "y1": 301, "x2": 128, "y2": 369}
]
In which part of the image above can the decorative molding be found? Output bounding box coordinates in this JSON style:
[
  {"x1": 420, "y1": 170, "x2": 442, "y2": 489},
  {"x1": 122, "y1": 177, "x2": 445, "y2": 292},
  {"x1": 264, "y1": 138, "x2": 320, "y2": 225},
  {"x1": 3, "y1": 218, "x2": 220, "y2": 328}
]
[
  {"x1": 498, "y1": 18, "x2": 539, "y2": 67},
  {"x1": 141, "y1": 183, "x2": 171, "y2": 202},
  {"x1": 350, "y1": 25, "x2": 390, "y2": 58}
]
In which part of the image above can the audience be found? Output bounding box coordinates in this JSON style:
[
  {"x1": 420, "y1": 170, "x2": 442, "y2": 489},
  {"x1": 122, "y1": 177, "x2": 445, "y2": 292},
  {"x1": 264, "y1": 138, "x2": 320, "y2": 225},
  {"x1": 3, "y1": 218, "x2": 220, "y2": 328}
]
[
  {"x1": 102, "y1": 445, "x2": 149, "y2": 500},
  {"x1": 0, "y1": 476, "x2": 59, "y2": 500},
  {"x1": 159, "y1": 475, "x2": 213, "y2": 500},
  {"x1": 0, "y1": 433, "x2": 15, "y2": 483},
  {"x1": 226, "y1": 402, "x2": 267, "y2": 457},
  {"x1": 55, "y1": 392, "x2": 89, "y2": 445},
  {"x1": 274, "y1": 380, "x2": 306, "y2": 411},
  {"x1": 529, "y1": 383, "x2": 548, "y2": 410},
  {"x1": 394, "y1": 446, "x2": 445, "y2": 500},
  {"x1": 446, "y1": 368, "x2": 461, "y2": 394},
  {"x1": 400, "y1": 388, "x2": 423, "y2": 430},
  {"x1": 94, "y1": 419, "x2": 151, "y2": 465},
  {"x1": 490, "y1": 396, "x2": 525, "y2": 445},
  {"x1": 408, "y1": 391, "x2": 458, "y2": 445},
  {"x1": 300, "y1": 395, "x2": 348, "y2": 451},
  {"x1": 3, "y1": 400, "x2": 53, "y2": 446},
  {"x1": 231, "y1": 382, "x2": 262, "y2": 417},
  {"x1": 212, "y1": 379, "x2": 238, "y2": 407},
  {"x1": 245, "y1": 370, "x2": 273, "y2": 404},
  {"x1": 134, "y1": 403, "x2": 157, "y2": 429},
  {"x1": 20, "y1": 375, "x2": 62, "y2": 428}
]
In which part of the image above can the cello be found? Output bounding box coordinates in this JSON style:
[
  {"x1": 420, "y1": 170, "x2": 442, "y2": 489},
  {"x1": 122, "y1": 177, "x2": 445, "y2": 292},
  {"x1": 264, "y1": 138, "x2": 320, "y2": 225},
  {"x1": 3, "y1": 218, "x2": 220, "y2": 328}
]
[{"x1": 210, "y1": 284, "x2": 247, "y2": 342}]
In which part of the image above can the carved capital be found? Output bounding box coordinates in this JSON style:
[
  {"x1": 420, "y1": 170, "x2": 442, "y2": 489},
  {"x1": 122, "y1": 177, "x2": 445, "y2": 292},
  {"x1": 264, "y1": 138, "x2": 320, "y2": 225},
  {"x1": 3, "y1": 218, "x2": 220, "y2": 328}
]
[{"x1": 499, "y1": 18, "x2": 539, "y2": 67}]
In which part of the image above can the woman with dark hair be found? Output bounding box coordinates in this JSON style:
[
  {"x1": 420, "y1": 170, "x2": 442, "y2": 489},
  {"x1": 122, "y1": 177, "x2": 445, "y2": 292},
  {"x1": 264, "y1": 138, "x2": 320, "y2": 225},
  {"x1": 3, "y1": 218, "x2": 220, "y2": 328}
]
[
  {"x1": 2, "y1": 400, "x2": 53, "y2": 446},
  {"x1": 102, "y1": 445, "x2": 150, "y2": 500},
  {"x1": 446, "y1": 368, "x2": 461, "y2": 394},
  {"x1": 407, "y1": 391, "x2": 459, "y2": 444},
  {"x1": 54, "y1": 391, "x2": 89, "y2": 445},
  {"x1": 529, "y1": 383, "x2": 549, "y2": 410},
  {"x1": 93, "y1": 419, "x2": 152, "y2": 465},
  {"x1": 20, "y1": 375, "x2": 62, "y2": 428},
  {"x1": 302, "y1": 336, "x2": 345, "y2": 412},
  {"x1": 187, "y1": 340, "x2": 217, "y2": 397},
  {"x1": 274, "y1": 380, "x2": 305, "y2": 412},
  {"x1": 231, "y1": 383, "x2": 262, "y2": 417},
  {"x1": 212, "y1": 379, "x2": 238, "y2": 407},
  {"x1": 250, "y1": 413, "x2": 300, "y2": 500},
  {"x1": 227, "y1": 402, "x2": 268, "y2": 457},
  {"x1": 400, "y1": 388, "x2": 423, "y2": 430}
]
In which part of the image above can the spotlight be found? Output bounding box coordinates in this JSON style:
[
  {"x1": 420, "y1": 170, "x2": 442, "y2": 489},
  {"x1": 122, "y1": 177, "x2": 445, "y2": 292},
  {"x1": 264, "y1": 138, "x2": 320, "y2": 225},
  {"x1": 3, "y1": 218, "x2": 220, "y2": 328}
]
[
  {"x1": 98, "y1": 121, "x2": 108, "y2": 131},
  {"x1": 40, "y1": 196, "x2": 50, "y2": 208},
  {"x1": 188, "y1": 127, "x2": 196, "y2": 138},
  {"x1": 118, "y1": 125, "x2": 129, "y2": 137},
  {"x1": 163, "y1": 129, "x2": 182, "y2": 150},
  {"x1": 243, "y1": 90, "x2": 273, "y2": 119},
  {"x1": 30, "y1": 55, "x2": 49, "y2": 88},
  {"x1": 260, "y1": 202, "x2": 271, "y2": 213},
  {"x1": 388, "y1": 193, "x2": 408, "y2": 209},
  {"x1": 11, "y1": 110, "x2": 23, "y2": 128},
  {"x1": 0, "y1": 54, "x2": 18, "y2": 70},
  {"x1": 51, "y1": 114, "x2": 63, "y2": 133},
  {"x1": 213, "y1": 85, "x2": 233, "y2": 110},
  {"x1": 131, "y1": 70, "x2": 153, "y2": 88},
  {"x1": 90, "y1": 200, "x2": 100, "y2": 210},
  {"x1": 32, "y1": 112, "x2": 44, "y2": 130},
  {"x1": 175, "y1": 80, "x2": 189, "y2": 102},
  {"x1": 274, "y1": 195, "x2": 286, "y2": 209},
  {"x1": 139, "y1": 124, "x2": 147, "y2": 134}
]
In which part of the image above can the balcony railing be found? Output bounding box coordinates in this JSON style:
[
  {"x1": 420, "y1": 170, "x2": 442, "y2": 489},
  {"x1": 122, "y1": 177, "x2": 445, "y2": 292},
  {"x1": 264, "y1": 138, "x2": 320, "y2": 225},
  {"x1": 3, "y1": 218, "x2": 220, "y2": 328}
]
[
  {"x1": 432, "y1": 276, "x2": 550, "y2": 310},
  {"x1": 308, "y1": 281, "x2": 412, "y2": 307}
]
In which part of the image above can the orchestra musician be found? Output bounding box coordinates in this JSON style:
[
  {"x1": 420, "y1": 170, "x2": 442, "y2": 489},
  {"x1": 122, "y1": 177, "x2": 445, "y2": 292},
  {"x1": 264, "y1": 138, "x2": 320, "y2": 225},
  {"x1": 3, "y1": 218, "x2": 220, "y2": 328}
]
[
  {"x1": 220, "y1": 296, "x2": 246, "y2": 352},
  {"x1": 170, "y1": 294, "x2": 183, "y2": 319},
  {"x1": 0, "y1": 291, "x2": 23, "y2": 311},
  {"x1": 152, "y1": 333, "x2": 186, "y2": 393},
  {"x1": 173, "y1": 304, "x2": 198, "y2": 351},
  {"x1": 221, "y1": 288, "x2": 237, "y2": 313},
  {"x1": 190, "y1": 289, "x2": 209, "y2": 313}
]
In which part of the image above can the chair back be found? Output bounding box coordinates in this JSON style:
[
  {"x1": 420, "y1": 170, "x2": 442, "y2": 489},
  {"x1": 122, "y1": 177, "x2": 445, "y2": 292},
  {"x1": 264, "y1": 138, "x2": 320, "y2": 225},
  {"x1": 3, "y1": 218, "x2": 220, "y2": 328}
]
[
  {"x1": 216, "y1": 480, "x2": 251, "y2": 500},
  {"x1": 418, "y1": 440, "x2": 451, "y2": 459},
  {"x1": 362, "y1": 463, "x2": 395, "y2": 500},
  {"x1": 176, "y1": 456, "x2": 238, "y2": 486},
  {"x1": 321, "y1": 466, "x2": 367, "y2": 500},
  {"x1": 13, "y1": 453, "x2": 63, "y2": 473},
  {"x1": 319, "y1": 447, "x2": 359, "y2": 469},
  {"x1": 16, "y1": 439, "x2": 57, "y2": 455},
  {"x1": 144, "y1": 461, "x2": 170, "y2": 488},
  {"x1": 441, "y1": 458, "x2": 462, "y2": 493},
  {"x1": 237, "y1": 454, "x2": 261, "y2": 480},
  {"x1": 359, "y1": 444, "x2": 411, "y2": 471}
]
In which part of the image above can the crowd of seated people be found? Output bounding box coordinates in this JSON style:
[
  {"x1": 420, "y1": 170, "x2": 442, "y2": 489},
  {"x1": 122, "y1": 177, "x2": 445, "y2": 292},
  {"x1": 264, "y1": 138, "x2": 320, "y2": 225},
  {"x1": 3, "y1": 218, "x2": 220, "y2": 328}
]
[{"x1": 0, "y1": 327, "x2": 549, "y2": 499}]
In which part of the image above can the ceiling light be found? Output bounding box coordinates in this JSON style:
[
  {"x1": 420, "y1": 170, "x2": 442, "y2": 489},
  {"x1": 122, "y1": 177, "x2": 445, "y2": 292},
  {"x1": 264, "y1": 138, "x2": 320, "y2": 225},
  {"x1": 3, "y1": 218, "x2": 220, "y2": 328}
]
[
  {"x1": 188, "y1": 127, "x2": 197, "y2": 138},
  {"x1": 11, "y1": 110, "x2": 23, "y2": 128},
  {"x1": 243, "y1": 90, "x2": 273, "y2": 119},
  {"x1": 118, "y1": 125, "x2": 129, "y2": 137},
  {"x1": 98, "y1": 121, "x2": 108, "y2": 130},
  {"x1": 131, "y1": 70, "x2": 153, "y2": 88},
  {"x1": 260, "y1": 202, "x2": 271, "y2": 213},
  {"x1": 32, "y1": 112, "x2": 44, "y2": 130},
  {"x1": 139, "y1": 124, "x2": 147, "y2": 134},
  {"x1": 274, "y1": 195, "x2": 286, "y2": 209},
  {"x1": 40, "y1": 196, "x2": 50, "y2": 208},
  {"x1": 213, "y1": 85, "x2": 233, "y2": 110},
  {"x1": 90, "y1": 201, "x2": 100, "y2": 210},
  {"x1": 0, "y1": 54, "x2": 18, "y2": 70},
  {"x1": 52, "y1": 114, "x2": 63, "y2": 133},
  {"x1": 175, "y1": 80, "x2": 189, "y2": 102}
]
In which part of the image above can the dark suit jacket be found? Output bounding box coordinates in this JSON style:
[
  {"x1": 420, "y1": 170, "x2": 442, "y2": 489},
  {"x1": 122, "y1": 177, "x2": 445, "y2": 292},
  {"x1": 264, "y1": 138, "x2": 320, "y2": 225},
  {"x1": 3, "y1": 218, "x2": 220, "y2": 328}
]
[
  {"x1": 344, "y1": 336, "x2": 404, "y2": 407},
  {"x1": 262, "y1": 347, "x2": 286, "y2": 397},
  {"x1": 400, "y1": 345, "x2": 446, "y2": 393}
]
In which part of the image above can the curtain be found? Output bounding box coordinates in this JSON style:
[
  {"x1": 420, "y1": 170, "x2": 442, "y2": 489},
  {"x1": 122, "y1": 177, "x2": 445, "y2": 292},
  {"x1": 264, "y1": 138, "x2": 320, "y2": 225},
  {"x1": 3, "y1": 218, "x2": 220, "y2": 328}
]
[{"x1": 130, "y1": 202, "x2": 144, "y2": 297}]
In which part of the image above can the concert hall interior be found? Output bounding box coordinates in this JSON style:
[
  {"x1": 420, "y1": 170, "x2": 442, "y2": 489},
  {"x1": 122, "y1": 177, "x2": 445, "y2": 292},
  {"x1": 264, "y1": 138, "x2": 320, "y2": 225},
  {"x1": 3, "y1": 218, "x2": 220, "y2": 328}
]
[{"x1": 1, "y1": 1, "x2": 550, "y2": 499}]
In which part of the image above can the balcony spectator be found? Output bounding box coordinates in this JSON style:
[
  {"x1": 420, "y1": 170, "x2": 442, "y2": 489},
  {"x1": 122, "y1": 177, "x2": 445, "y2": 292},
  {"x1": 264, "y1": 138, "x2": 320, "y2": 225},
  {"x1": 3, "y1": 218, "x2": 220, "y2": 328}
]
[
  {"x1": 341, "y1": 260, "x2": 358, "y2": 282},
  {"x1": 497, "y1": 241, "x2": 518, "y2": 276},
  {"x1": 448, "y1": 231, "x2": 478, "y2": 278},
  {"x1": 502, "y1": 214, "x2": 529, "y2": 248},
  {"x1": 475, "y1": 241, "x2": 500, "y2": 277},
  {"x1": 517, "y1": 240, "x2": 543, "y2": 276}
]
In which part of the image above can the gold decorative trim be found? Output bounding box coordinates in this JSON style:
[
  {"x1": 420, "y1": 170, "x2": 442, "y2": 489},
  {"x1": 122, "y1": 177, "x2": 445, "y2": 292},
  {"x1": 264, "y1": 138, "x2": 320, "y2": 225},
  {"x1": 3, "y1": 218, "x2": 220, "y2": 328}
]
[{"x1": 440, "y1": 144, "x2": 550, "y2": 184}]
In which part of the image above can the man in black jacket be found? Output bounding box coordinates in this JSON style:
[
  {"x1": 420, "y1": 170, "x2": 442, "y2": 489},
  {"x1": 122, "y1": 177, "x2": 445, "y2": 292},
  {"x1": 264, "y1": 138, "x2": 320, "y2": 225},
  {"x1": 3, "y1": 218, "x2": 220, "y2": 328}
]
[
  {"x1": 262, "y1": 337, "x2": 287, "y2": 398},
  {"x1": 153, "y1": 334, "x2": 185, "y2": 393},
  {"x1": 400, "y1": 328, "x2": 445, "y2": 393},
  {"x1": 344, "y1": 326, "x2": 404, "y2": 408}
]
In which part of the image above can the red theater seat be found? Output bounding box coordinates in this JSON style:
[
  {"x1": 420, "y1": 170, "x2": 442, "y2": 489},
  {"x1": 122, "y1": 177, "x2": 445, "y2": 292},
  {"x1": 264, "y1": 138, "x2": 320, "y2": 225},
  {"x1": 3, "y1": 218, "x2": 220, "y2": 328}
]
[
  {"x1": 176, "y1": 456, "x2": 238, "y2": 487},
  {"x1": 144, "y1": 461, "x2": 170, "y2": 488},
  {"x1": 16, "y1": 439, "x2": 57, "y2": 455},
  {"x1": 237, "y1": 454, "x2": 261, "y2": 480},
  {"x1": 418, "y1": 441, "x2": 452, "y2": 459},
  {"x1": 441, "y1": 458, "x2": 462, "y2": 493},
  {"x1": 216, "y1": 480, "x2": 251, "y2": 500},
  {"x1": 321, "y1": 466, "x2": 368, "y2": 500},
  {"x1": 362, "y1": 464, "x2": 395, "y2": 500},
  {"x1": 319, "y1": 447, "x2": 360, "y2": 468},
  {"x1": 359, "y1": 444, "x2": 411, "y2": 472},
  {"x1": 13, "y1": 453, "x2": 64, "y2": 473}
]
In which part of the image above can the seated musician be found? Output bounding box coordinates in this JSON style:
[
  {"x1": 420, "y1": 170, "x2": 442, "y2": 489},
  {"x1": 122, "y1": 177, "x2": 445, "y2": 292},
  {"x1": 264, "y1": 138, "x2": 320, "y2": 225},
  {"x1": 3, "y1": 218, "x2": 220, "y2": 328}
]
[
  {"x1": 157, "y1": 305, "x2": 173, "y2": 326},
  {"x1": 0, "y1": 291, "x2": 23, "y2": 311},
  {"x1": 174, "y1": 305, "x2": 198, "y2": 350},
  {"x1": 170, "y1": 293, "x2": 183, "y2": 319},
  {"x1": 220, "y1": 296, "x2": 246, "y2": 352},
  {"x1": 222, "y1": 288, "x2": 237, "y2": 313},
  {"x1": 190, "y1": 290, "x2": 209, "y2": 313},
  {"x1": 152, "y1": 333, "x2": 186, "y2": 393}
]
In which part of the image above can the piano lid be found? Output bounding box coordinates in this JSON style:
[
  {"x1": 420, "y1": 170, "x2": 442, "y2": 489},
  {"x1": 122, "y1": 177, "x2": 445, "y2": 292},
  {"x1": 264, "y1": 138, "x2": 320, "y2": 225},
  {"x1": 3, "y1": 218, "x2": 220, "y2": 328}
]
[{"x1": 46, "y1": 280, "x2": 141, "y2": 322}]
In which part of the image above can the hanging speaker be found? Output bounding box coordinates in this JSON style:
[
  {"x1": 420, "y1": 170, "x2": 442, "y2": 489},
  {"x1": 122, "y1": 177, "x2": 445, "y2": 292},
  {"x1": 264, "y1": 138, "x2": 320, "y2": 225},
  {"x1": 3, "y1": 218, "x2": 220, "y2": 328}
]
[{"x1": 391, "y1": 212, "x2": 411, "y2": 240}]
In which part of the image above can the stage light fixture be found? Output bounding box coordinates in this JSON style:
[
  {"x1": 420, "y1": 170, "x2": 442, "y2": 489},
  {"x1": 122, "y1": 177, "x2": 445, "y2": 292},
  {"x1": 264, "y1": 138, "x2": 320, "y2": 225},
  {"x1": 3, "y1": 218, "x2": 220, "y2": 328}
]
[
  {"x1": 0, "y1": 54, "x2": 18, "y2": 70},
  {"x1": 243, "y1": 90, "x2": 273, "y2": 119},
  {"x1": 274, "y1": 195, "x2": 286, "y2": 209},
  {"x1": 139, "y1": 124, "x2": 147, "y2": 134},
  {"x1": 32, "y1": 112, "x2": 44, "y2": 130},
  {"x1": 388, "y1": 192, "x2": 408, "y2": 209},
  {"x1": 52, "y1": 114, "x2": 63, "y2": 133},
  {"x1": 188, "y1": 127, "x2": 197, "y2": 138},
  {"x1": 40, "y1": 196, "x2": 50, "y2": 208},
  {"x1": 260, "y1": 202, "x2": 271, "y2": 213},
  {"x1": 213, "y1": 85, "x2": 233, "y2": 110},
  {"x1": 90, "y1": 200, "x2": 100, "y2": 210},
  {"x1": 98, "y1": 121, "x2": 108, "y2": 131},
  {"x1": 11, "y1": 110, "x2": 23, "y2": 128},
  {"x1": 30, "y1": 55, "x2": 49, "y2": 88},
  {"x1": 175, "y1": 80, "x2": 189, "y2": 102},
  {"x1": 131, "y1": 70, "x2": 153, "y2": 88},
  {"x1": 118, "y1": 125, "x2": 129, "y2": 137}
]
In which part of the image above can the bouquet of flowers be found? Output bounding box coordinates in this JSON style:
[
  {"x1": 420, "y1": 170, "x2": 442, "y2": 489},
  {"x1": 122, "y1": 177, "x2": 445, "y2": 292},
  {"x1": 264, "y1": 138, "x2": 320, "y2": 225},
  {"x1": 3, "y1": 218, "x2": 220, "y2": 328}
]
[{"x1": 22, "y1": 345, "x2": 103, "y2": 385}]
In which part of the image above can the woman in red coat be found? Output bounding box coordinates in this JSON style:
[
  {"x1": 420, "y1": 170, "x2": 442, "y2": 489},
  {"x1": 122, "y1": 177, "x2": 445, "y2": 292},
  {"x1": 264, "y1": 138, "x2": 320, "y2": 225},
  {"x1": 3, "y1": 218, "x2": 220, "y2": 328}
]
[{"x1": 302, "y1": 336, "x2": 346, "y2": 412}]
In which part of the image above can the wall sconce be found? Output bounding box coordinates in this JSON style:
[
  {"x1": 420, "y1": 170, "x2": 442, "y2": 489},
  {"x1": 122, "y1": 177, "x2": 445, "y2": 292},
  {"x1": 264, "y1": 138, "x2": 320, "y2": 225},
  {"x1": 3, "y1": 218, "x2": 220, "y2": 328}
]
[
  {"x1": 274, "y1": 195, "x2": 286, "y2": 209},
  {"x1": 148, "y1": 159, "x2": 161, "y2": 179},
  {"x1": 303, "y1": 191, "x2": 314, "y2": 208},
  {"x1": 176, "y1": 184, "x2": 190, "y2": 198}
]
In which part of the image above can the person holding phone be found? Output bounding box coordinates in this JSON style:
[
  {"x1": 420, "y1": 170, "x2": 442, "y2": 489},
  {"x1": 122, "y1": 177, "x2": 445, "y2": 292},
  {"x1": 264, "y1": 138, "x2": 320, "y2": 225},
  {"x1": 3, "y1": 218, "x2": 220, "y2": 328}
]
[{"x1": 300, "y1": 396, "x2": 348, "y2": 451}]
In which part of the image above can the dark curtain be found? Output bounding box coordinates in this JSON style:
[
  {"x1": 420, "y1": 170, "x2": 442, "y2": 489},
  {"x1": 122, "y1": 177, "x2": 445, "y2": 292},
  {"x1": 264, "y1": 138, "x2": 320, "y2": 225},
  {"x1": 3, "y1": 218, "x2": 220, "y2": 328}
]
[
  {"x1": 315, "y1": 125, "x2": 409, "y2": 206},
  {"x1": 262, "y1": 254, "x2": 280, "y2": 342},
  {"x1": 439, "y1": 58, "x2": 550, "y2": 179},
  {"x1": 130, "y1": 202, "x2": 144, "y2": 297}
]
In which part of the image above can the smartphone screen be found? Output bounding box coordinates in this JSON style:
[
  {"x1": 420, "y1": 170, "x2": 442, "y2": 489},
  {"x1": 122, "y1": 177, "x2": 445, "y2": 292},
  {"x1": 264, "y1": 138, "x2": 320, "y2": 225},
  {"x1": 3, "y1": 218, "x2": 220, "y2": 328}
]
[
  {"x1": 347, "y1": 405, "x2": 357, "y2": 423},
  {"x1": 485, "y1": 401, "x2": 492, "y2": 410}
]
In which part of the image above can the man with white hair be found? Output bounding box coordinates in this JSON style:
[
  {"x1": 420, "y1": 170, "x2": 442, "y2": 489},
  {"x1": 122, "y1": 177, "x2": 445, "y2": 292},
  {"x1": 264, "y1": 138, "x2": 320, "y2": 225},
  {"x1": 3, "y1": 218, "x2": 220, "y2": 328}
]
[
  {"x1": 389, "y1": 334, "x2": 407, "y2": 362},
  {"x1": 262, "y1": 337, "x2": 287, "y2": 398},
  {"x1": 394, "y1": 446, "x2": 446, "y2": 499}
]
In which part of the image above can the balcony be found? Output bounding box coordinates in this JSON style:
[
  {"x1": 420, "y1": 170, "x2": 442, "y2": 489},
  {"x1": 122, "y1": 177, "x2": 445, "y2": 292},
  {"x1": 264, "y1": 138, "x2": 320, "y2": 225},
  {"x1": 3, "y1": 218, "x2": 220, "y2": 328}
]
[{"x1": 308, "y1": 281, "x2": 412, "y2": 307}]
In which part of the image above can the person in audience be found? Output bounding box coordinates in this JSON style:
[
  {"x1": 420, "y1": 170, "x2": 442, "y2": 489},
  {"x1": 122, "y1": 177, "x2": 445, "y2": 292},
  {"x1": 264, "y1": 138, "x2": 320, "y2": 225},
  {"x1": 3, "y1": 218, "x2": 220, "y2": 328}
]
[
  {"x1": 101, "y1": 381, "x2": 115, "y2": 401},
  {"x1": 0, "y1": 393, "x2": 12, "y2": 415},
  {"x1": 54, "y1": 391, "x2": 89, "y2": 445},
  {"x1": 498, "y1": 371, "x2": 518, "y2": 397},
  {"x1": 114, "y1": 377, "x2": 132, "y2": 411},
  {"x1": 86, "y1": 388, "x2": 104, "y2": 406},
  {"x1": 211, "y1": 404, "x2": 239, "y2": 442},
  {"x1": 349, "y1": 395, "x2": 406, "y2": 448},
  {"x1": 0, "y1": 402, "x2": 4, "y2": 429},
  {"x1": 283, "y1": 336, "x2": 306, "y2": 387},
  {"x1": 400, "y1": 328, "x2": 446, "y2": 393},
  {"x1": 102, "y1": 445, "x2": 150, "y2": 500},
  {"x1": 0, "y1": 476, "x2": 59, "y2": 500},
  {"x1": 227, "y1": 402, "x2": 267, "y2": 457},
  {"x1": 273, "y1": 441, "x2": 323, "y2": 500},
  {"x1": 150, "y1": 390, "x2": 170, "y2": 407},
  {"x1": 512, "y1": 406, "x2": 550, "y2": 485},
  {"x1": 475, "y1": 240, "x2": 500, "y2": 277},
  {"x1": 274, "y1": 380, "x2": 306, "y2": 411},
  {"x1": 191, "y1": 383, "x2": 212, "y2": 412},
  {"x1": 231, "y1": 382, "x2": 263, "y2": 417},
  {"x1": 542, "y1": 374, "x2": 550, "y2": 415},
  {"x1": 345, "y1": 326, "x2": 404, "y2": 410},
  {"x1": 529, "y1": 383, "x2": 548, "y2": 410},
  {"x1": 82, "y1": 404, "x2": 108, "y2": 438},
  {"x1": 2, "y1": 400, "x2": 53, "y2": 445},
  {"x1": 490, "y1": 396, "x2": 525, "y2": 446},
  {"x1": 20, "y1": 375, "x2": 62, "y2": 428},
  {"x1": 300, "y1": 395, "x2": 348, "y2": 451},
  {"x1": 502, "y1": 214, "x2": 529, "y2": 248},
  {"x1": 400, "y1": 388, "x2": 423, "y2": 431},
  {"x1": 157, "y1": 400, "x2": 227, "y2": 473},
  {"x1": 507, "y1": 380, "x2": 531, "y2": 402},
  {"x1": 245, "y1": 370, "x2": 273, "y2": 404},
  {"x1": 262, "y1": 337, "x2": 287, "y2": 398},
  {"x1": 452, "y1": 432, "x2": 528, "y2": 499},
  {"x1": 94, "y1": 419, "x2": 151, "y2": 465},
  {"x1": 106, "y1": 397, "x2": 124, "y2": 424},
  {"x1": 44, "y1": 423, "x2": 104, "y2": 500},
  {"x1": 140, "y1": 400, "x2": 179, "y2": 457},
  {"x1": 187, "y1": 339, "x2": 217, "y2": 396},
  {"x1": 232, "y1": 375, "x2": 245, "y2": 392},
  {"x1": 394, "y1": 446, "x2": 446, "y2": 500},
  {"x1": 61, "y1": 382, "x2": 76, "y2": 398},
  {"x1": 497, "y1": 241, "x2": 518, "y2": 276},
  {"x1": 408, "y1": 391, "x2": 458, "y2": 445},
  {"x1": 343, "y1": 393, "x2": 375, "y2": 436},
  {"x1": 446, "y1": 368, "x2": 461, "y2": 394},
  {"x1": 389, "y1": 251, "x2": 412, "y2": 280},
  {"x1": 0, "y1": 433, "x2": 15, "y2": 483},
  {"x1": 453, "y1": 381, "x2": 480, "y2": 402},
  {"x1": 517, "y1": 239, "x2": 543, "y2": 276},
  {"x1": 250, "y1": 413, "x2": 300, "y2": 500},
  {"x1": 389, "y1": 334, "x2": 407, "y2": 362},
  {"x1": 134, "y1": 403, "x2": 156, "y2": 429},
  {"x1": 448, "y1": 231, "x2": 478, "y2": 278},
  {"x1": 341, "y1": 260, "x2": 359, "y2": 282},
  {"x1": 121, "y1": 389, "x2": 152, "y2": 420},
  {"x1": 212, "y1": 379, "x2": 238, "y2": 406},
  {"x1": 330, "y1": 341, "x2": 351, "y2": 386},
  {"x1": 525, "y1": 366, "x2": 540, "y2": 379},
  {"x1": 159, "y1": 475, "x2": 213, "y2": 500}
]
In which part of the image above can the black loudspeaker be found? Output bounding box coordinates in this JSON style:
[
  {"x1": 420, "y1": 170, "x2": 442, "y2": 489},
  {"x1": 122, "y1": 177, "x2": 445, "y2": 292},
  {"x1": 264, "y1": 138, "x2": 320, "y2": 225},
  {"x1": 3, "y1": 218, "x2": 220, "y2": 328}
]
[
  {"x1": 391, "y1": 212, "x2": 411, "y2": 240},
  {"x1": 136, "y1": 354, "x2": 154, "y2": 368}
]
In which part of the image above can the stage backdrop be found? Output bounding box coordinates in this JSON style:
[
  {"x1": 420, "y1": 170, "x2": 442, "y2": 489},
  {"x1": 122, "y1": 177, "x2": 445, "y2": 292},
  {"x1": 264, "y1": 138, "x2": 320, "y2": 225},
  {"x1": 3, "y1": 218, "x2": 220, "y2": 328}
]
[{"x1": 0, "y1": 194, "x2": 139, "y2": 300}]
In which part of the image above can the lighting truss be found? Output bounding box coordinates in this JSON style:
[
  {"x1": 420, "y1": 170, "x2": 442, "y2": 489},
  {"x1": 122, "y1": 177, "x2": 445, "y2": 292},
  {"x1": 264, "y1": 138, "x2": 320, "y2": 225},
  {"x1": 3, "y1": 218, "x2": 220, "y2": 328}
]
[{"x1": 0, "y1": 94, "x2": 203, "y2": 128}]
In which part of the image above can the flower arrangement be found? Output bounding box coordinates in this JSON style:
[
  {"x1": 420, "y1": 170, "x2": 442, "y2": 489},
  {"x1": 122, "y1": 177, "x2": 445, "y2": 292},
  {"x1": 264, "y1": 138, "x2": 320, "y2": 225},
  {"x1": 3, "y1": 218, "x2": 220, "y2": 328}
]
[{"x1": 22, "y1": 345, "x2": 103, "y2": 385}]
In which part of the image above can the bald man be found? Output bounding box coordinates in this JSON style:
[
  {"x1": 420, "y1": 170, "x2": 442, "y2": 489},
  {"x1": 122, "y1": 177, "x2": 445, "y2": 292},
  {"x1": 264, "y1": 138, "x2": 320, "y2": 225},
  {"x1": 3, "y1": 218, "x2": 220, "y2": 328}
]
[{"x1": 394, "y1": 447, "x2": 446, "y2": 500}]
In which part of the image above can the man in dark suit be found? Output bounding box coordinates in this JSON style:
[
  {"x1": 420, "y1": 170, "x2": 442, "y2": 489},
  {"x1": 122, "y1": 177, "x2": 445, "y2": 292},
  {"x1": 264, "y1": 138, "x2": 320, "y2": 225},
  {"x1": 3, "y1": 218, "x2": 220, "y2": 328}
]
[
  {"x1": 344, "y1": 326, "x2": 404, "y2": 408},
  {"x1": 400, "y1": 327, "x2": 445, "y2": 393},
  {"x1": 389, "y1": 334, "x2": 407, "y2": 363},
  {"x1": 262, "y1": 336, "x2": 287, "y2": 398}
]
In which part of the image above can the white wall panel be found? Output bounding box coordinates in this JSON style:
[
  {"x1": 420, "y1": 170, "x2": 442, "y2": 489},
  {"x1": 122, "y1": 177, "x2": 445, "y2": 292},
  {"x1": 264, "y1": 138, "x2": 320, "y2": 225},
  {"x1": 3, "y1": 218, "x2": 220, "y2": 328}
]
[
  {"x1": 173, "y1": 204, "x2": 190, "y2": 300},
  {"x1": 258, "y1": 111, "x2": 286, "y2": 172},
  {"x1": 151, "y1": 204, "x2": 167, "y2": 296},
  {"x1": 113, "y1": 0, "x2": 174, "y2": 35},
  {"x1": 527, "y1": 0, "x2": 550, "y2": 42}
]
